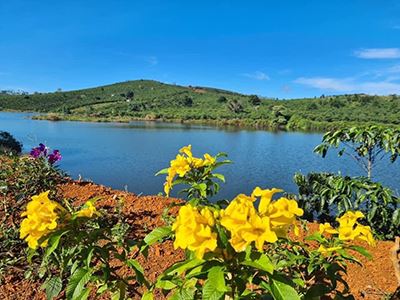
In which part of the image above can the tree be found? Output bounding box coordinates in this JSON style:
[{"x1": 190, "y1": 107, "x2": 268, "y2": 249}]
[
  {"x1": 249, "y1": 95, "x2": 261, "y2": 106},
  {"x1": 314, "y1": 126, "x2": 400, "y2": 178},
  {"x1": 0, "y1": 131, "x2": 23, "y2": 154},
  {"x1": 227, "y1": 100, "x2": 244, "y2": 114},
  {"x1": 182, "y1": 96, "x2": 193, "y2": 107},
  {"x1": 271, "y1": 105, "x2": 286, "y2": 117},
  {"x1": 217, "y1": 96, "x2": 227, "y2": 103},
  {"x1": 126, "y1": 91, "x2": 134, "y2": 100}
]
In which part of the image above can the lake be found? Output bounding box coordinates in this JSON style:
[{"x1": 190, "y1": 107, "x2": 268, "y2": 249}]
[{"x1": 1, "y1": 112, "x2": 399, "y2": 199}]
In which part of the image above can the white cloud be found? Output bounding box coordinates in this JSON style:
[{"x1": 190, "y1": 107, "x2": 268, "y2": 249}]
[
  {"x1": 242, "y1": 71, "x2": 270, "y2": 80},
  {"x1": 294, "y1": 76, "x2": 400, "y2": 95},
  {"x1": 294, "y1": 77, "x2": 355, "y2": 91},
  {"x1": 358, "y1": 81, "x2": 400, "y2": 94},
  {"x1": 354, "y1": 48, "x2": 400, "y2": 59}
]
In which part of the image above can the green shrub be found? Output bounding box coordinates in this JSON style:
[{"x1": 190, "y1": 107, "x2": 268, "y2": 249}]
[
  {"x1": 0, "y1": 131, "x2": 22, "y2": 154},
  {"x1": 294, "y1": 172, "x2": 400, "y2": 239}
]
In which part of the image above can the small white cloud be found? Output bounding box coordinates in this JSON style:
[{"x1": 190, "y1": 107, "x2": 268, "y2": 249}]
[
  {"x1": 242, "y1": 71, "x2": 270, "y2": 80},
  {"x1": 294, "y1": 77, "x2": 354, "y2": 91},
  {"x1": 354, "y1": 48, "x2": 400, "y2": 59},
  {"x1": 294, "y1": 76, "x2": 400, "y2": 95}
]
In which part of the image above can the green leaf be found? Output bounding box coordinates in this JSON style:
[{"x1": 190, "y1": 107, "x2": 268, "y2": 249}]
[
  {"x1": 43, "y1": 276, "x2": 62, "y2": 300},
  {"x1": 156, "y1": 280, "x2": 177, "y2": 290},
  {"x1": 111, "y1": 281, "x2": 127, "y2": 300},
  {"x1": 348, "y1": 245, "x2": 372, "y2": 259},
  {"x1": 170, "y1": 287, "x2": 196, "y2": 300},
  {"x1": 66, "y1": 267, "x2": 93, "y2": 300},
  {"x1": 126, "y1": 259, "x2": 148, "y2": 287},
  {"x1": 269, "y1": 275, "x2": 301, "y2": 300},
  {"x1": 212, "y1": 173, "x2": 225, "y2": 183},
  {"x1": 215, "y1": 224, "x2": 229, "y2": 248},
  {"x1": 75, "y1": 288, "x2": 91, "y2": 300},
  {"x1": 163, "y1": 258, "x2": 204, "y2": 276},
  {"x1": 155, "y1": 168, "x2": 169, "y2": 176},
  {"x1": 144, "y1": 226, "x2": 172, "y2": 246},
  {"x1": 207, "y1": 266, "x2": 227, "y2": 292},
  {"x1": 141, "y1": 291, "x2": 154, "y2": 300},
  {"x1": 44, "y1": 230, "x2": 69, "y2": 258},
  {"x1": 241, "y1": 252, "x2": 274, "y2": 274},
  {"x1": 202, "y1": 279, "x2": 225, "y2": 300}
]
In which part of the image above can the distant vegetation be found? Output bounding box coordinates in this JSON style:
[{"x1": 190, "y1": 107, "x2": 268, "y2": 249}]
[
  {"x1": 1, "y1": 79, "x2": 400, "y2": 131},
  {"x1": 0, "y1": 131, "x2": 22, "y2": 154}
]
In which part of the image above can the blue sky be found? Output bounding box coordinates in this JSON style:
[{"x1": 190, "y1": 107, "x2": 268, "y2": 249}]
[{"x1": 1, "y1": 0, "x2": 400, "y2": 98}]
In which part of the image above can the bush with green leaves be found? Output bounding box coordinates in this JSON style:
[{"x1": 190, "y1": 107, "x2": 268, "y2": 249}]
[
  {"x1": 0, "y1": 155, "x2": 65, "y2": 210},
  {"x1": 142, "y1": 145, "x2": 374, "y2": 299},
  {"x1": 0, "y1": 131, "x2": 22, "y2": 154},
  {"x1": 294, "y1": 172, "x2": 400, "y2": 239},
  {"x1": 21, "y1": 192, "x2": 147, "y2": 300}
]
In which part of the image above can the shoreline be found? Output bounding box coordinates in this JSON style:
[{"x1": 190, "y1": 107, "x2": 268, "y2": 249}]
[{"x1": 27, "y1": 112, "x2": 400, "y2": 133}]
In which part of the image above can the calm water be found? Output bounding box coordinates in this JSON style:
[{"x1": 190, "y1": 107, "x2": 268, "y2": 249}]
[{"x1": 1, "y1": 112, "x2": 399, "y2": 199}]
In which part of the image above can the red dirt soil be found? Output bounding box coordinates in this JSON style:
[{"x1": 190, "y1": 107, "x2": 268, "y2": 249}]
[{"x1": 1, "y1": 181, "x2": 398, "y2": 299}]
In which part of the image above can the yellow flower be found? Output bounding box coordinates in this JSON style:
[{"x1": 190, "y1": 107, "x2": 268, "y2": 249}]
[
  {"x1": 220, "y1": 194, "x2": 256, "y2": 233},
  {"x1": 240, "y1": 214, "x2": 278, "y2": 251},
  {"x1": 267, "y1": 197, "x2": 304, "y2": 236},
  {"x1": 179, "y1": 145, "x2": 193, "y2": 157},
  {"x1": 336, "y1": 211, "x2": 364, "y2": 228},
  {"x1": 163, "y1": 152, "x2": 191, "y2": 196},
  {"x1": 172, "y1": 205, "x2": 217, "y2": 259},
  {"x1": 337, "y1": 225, "x2": 358, "y2": 241},
  {"x1": 354, "y1": 224, "x2": 375, "y2": 246},
  {"x1": 163, "y1": 169, "x2": 176, "y2": 196},
  {"x1": 190, "y1": 157, "x2": 205, "y2": 168},
  {"x1": 335, "y1": 211, "x2": 375, "y2": 246},
  {"x1": 221, "y1": 192, "x2": 277, "y2": 252},
  {"x1": 317, "y1": 245, "x2": 342, "y2": 256},
  {"x1": 221, "y1": 189, "x2": 304, "y2": 251},
  {"x1": 170, "y1": 154, "x2": 191, "y2": 177},
  {"x1": 319, "y1": 223, "x2": 339, "y2": 235},
  {"x1": 76, "y1": 201, "x2": 97, "y2": 218},
  {"x1": 202, "y1": 153, "x2": 216, "y2": 166},
  {"x1": 252, "y1": 187, "x2": 282, "y2": 215},
  {"x1": 20, "y1": 191, "x2": 61, "y2": 249}
]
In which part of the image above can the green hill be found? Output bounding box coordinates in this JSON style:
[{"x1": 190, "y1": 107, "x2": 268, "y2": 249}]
[{"x1": 1, "y1": 79, "x2": 399, "y2": 131}]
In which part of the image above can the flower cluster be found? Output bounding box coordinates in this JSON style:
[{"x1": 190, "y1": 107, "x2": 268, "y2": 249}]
[
  {"x1": 318, "y1": 211, "x2": 375, "y2": 254},
  {"x1": 20, "y1": 191, "x2": 99, "y2": 249},
  {"x1": 220, "y1": 187, "x2": 304, "y2": 252},
  {"x1": 164, "y1": 145, "x2": 216, "y2": 196},
  {"x1": 172, "y1": 187, "x2": 304, "y2": 258},
  {"x1": 20, "y1": 191, "x2": 62, "y2": 249},
  {"x1": 30, "y1": 143, "x2": 48, "y2": 158},
  {"x1": 172, "y1": 204, "x2": 217, "y2": 259},
  {"x1": 30, "y1": 143, "x2": 62, "y2": 165}
]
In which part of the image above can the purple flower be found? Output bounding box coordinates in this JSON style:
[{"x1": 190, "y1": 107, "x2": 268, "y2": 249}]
[
  {"x1": 30, "y1": 143, "x2": 61, "y2": 165},
  {"x1": 48, "y1": 150, "x2": 62, "y2": 164},
  {"x1": 30, "y1": 143, "x2": 48, "y2": 158}
]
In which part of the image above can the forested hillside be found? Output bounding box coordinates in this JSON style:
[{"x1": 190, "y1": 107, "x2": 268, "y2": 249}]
[{"x1": 1, "y1": 79, "x2": 399, "y2": 131}]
